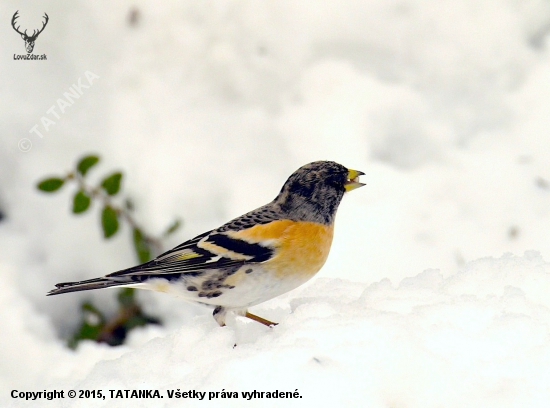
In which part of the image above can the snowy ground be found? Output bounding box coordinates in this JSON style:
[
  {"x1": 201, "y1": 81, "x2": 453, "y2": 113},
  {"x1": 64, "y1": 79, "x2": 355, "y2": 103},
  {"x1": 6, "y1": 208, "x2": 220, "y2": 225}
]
[{"x1": 2, "y1": 1, "x2": 550, "y2": 407}]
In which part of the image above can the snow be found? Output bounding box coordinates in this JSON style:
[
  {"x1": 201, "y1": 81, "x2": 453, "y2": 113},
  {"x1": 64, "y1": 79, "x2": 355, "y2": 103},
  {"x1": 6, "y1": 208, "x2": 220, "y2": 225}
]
[
  {"x1": 3, "y1": 254, "x2": 550, "y2": 407},
  {"x1": 2, "y1": 0, "x2": 550, "y2": 406}
]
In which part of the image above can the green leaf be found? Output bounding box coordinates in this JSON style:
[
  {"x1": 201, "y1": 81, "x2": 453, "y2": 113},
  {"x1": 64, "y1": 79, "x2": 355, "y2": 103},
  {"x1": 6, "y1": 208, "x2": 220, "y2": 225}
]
[
  {"x1": 72, "y1": 190, "x2": 91, "y2": 214},
  {"x1": 133, "y1": 228, "x2": 152, "y2": 263},
  {"x1": 37, "y1": 177, "x2": 64, "y2": 192},
  {"x1": 163, "y1": 219, "x2": 182, "y2": 237},
  {"x1": 101, "y1": 205, "x2": 119, "y2": 238},
  {"x1": 117, "y1": 287, "x2": 136, "y2": 308},
  {"x1": 124, "y1": 310, "x2": 161, "y2": 330},
  {"x1": 77, "y1": 155, "x2": 100, "y2": 176},
  {"x1": 81, "y1": 302, "x2": 105, "y2": 326},
  {"x1": 101, "y1": 172, "x2": 123, "y2": 196},
  {"x1": 68, "y1": 302, "x2": 105, "y2": 349},
  {"x1": 125, "y1": 315, "x2": 150, "y2": 330}
]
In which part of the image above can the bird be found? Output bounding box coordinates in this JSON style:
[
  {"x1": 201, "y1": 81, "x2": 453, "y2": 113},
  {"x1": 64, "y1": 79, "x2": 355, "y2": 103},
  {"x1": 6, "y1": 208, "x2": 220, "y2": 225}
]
[{"x1": 48, "y1": 161, "x2": 365, "y2": 327}]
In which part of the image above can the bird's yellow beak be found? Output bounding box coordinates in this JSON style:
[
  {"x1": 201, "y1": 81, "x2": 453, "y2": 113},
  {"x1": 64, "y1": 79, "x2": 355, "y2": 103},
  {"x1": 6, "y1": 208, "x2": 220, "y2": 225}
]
[{"x1": 345, "y1": 169, "x2": 366, "y2": 192}]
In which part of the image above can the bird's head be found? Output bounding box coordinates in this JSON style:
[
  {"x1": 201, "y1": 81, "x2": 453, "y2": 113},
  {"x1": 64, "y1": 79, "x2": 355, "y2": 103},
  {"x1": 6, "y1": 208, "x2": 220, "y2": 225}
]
[{"x1": 274, "y1": 161, "x2": 365, "y2": 224}]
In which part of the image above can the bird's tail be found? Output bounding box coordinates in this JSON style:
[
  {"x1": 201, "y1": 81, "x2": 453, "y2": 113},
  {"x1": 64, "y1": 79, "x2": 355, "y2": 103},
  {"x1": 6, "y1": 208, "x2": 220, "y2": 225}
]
[{"x1": 47, "y1": 276, "x2": 131, "y2": 296}]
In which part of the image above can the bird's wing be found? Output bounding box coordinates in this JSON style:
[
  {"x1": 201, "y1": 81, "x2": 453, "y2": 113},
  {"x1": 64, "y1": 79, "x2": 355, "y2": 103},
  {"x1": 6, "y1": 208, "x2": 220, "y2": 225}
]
[
  {"x1": 48, "y1": 208, "x2": 290, "y2": 295},
  {"x1": 106, "y1": 226, "x2": 276, "y2": 280}
]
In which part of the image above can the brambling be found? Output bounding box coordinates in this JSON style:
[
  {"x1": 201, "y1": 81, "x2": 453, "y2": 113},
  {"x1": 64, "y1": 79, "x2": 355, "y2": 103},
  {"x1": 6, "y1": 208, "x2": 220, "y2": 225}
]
[{"x1": 48, "y1": 161, "x2": 365, "y2": 327}]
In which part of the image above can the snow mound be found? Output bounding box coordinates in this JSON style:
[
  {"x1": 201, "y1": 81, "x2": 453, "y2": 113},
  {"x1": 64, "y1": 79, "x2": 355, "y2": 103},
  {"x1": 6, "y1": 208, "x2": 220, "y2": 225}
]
[{"x1": 4, "y1": 252, "x2": 550, "y2": 407}]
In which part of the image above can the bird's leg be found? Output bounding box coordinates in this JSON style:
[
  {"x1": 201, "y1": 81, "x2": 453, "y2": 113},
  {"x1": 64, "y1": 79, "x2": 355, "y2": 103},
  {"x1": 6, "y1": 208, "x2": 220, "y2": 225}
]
[
  {"x1": 245, "y1": 312, "x2": 278, "y2": 327},
  {"x1": 213, "y1": 306, "x2": 227, "y2": 327},
  {"x1": 215, "y1": 307, "x2": 278, "y2": 328}
]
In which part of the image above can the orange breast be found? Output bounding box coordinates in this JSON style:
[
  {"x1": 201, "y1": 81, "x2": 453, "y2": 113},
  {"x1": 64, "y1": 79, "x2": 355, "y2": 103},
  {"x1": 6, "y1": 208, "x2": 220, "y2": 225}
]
[{"x1": 229, "y1": 220, "x2": 335, "y2": 279}]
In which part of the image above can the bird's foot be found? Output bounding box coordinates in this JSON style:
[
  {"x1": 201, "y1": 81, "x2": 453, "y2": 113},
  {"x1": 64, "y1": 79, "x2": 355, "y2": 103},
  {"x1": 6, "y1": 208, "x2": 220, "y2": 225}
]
[{"x1": 244, "y1": 311, "x2": 278, "y2": 327}]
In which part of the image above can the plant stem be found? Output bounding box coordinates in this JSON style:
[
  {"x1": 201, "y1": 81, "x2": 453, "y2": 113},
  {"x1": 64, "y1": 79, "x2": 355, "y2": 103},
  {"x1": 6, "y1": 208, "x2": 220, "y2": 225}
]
[{"x1": 71, "y1": 171, "x2": 163, "y2": 256}]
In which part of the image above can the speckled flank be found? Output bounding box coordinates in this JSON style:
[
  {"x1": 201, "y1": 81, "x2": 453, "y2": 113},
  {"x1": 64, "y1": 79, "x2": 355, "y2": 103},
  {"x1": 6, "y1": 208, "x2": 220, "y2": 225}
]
[
  {"x1": 223, "y1": 267, "x2": 250, "y2": 287},
  {"x1": 229, "y1": 220, "x2": 334, "y2": 279}
]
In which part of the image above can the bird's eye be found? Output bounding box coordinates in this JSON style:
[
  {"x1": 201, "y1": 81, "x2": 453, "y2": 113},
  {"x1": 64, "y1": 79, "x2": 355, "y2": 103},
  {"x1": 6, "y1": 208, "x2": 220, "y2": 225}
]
[{"x1": 326, "y1": 173, "x2": 345, "y2": 189}]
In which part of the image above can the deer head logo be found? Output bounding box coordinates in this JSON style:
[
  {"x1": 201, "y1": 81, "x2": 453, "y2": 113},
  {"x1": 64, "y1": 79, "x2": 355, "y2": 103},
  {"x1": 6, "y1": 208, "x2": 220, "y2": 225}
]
[{"x1": 11, "y1": 11, "x2": 49, "y2": 54}]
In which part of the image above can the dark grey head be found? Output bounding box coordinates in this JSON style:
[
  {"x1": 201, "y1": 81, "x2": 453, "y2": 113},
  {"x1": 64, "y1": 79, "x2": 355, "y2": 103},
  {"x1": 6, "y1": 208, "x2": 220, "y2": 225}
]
[{"x1": 274, "y1": 161, "x2": 365, "y2": 225}]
